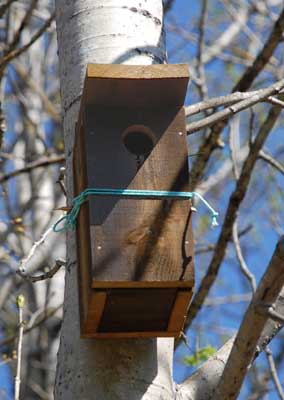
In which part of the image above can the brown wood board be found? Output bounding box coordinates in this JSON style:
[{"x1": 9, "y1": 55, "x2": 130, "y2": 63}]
[
  {"x1": 167, "y1": 290, "x2": 193, "y2": 332},
  {"x1": 85, "y1": 107, "x2": 194, "y2": 282},
  {"x1": 84, "y1": 64, "x2": 189, "y2": 107},
  {"x1": 91, "y1": 280, "x2": 194, "y2": 289},
  {"x1": 98, "y1": 288, "x2": 177, "y2": 333},
  {"x1": 73, "y1": 121, "x2": 92, "y2": 321},
  {"x1": 81, "y1": 332, "x2": 182, "y2": 339}
]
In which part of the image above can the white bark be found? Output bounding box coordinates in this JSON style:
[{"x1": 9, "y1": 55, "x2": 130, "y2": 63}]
[{"x1": 54, "y1": 1, "x2": 173, "y2": 399}]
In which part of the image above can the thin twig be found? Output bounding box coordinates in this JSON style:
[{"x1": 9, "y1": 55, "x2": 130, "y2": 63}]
[
  {"x1": 6, "y1": 0, "x2": 38, "y2": 53},
  {"x1": 185, "y1": 90, "x2": 259, "y2": 116},
  {"x1": 267, "y1": 96, "x2": 284, "y2": 107},
  {"x1": 18, "y1": 215, "x2": 65, "y2": 273},
  {"x1": 14, "y1": 294, "x2": 25, "y2": 400},
  {"x1": 0, "y1": 11, "x2": 55, "y2": 68},
  {"x1": 16, "y1": 258, "x2": 66, "y2": 282},
  {"x1": 0, "y1": 304, "x2": 62, "y2": 348},
  {"x1": 259, "y1": 149, "x2": 284, "y2": 176},
  {"x1": 0, "y1": 0, "x2": 17, "y2": 18},
  {"x1": 0, "y1": 154, "x2": 65, "y2": 183},
  {"x1": 267, "y1": 306, "x2": 284, "y2": 325},
  {"x1": 186, "y1": 79, "x2": 284, "y2": 134},
  {"x1": 265, "y1": 347, "x2": 284, "y2": 400},
  {"x1": 232, "y1": 219, "x2": 256, "y2": 293}
]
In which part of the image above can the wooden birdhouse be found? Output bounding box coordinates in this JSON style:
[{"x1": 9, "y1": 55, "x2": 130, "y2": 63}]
[{"x1": 73, "y1": 64, "x2": 194, "y2": 338}]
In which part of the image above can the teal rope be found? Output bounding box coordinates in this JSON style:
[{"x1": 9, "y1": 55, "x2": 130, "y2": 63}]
[{"x1": 53, "y1": 188, "x2": 219, "y2": 233}]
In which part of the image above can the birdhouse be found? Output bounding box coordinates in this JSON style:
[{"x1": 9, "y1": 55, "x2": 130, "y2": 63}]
[{"x1": 73, "y1": 64, "x2": 194, "y2": 338}]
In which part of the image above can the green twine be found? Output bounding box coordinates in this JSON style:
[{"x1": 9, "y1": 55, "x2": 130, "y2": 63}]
[{"x1": 53, "y1": 188, "x2": 219, "y2": 233}]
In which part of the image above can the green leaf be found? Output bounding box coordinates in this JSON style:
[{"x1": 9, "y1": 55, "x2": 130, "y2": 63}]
[{"x1": 183, "y1": 345, "x2": 216, "y2": 367}]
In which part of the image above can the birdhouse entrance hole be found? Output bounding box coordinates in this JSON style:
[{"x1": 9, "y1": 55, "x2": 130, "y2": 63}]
[{"x1": 123, "y1": 125, "x2": 155, "y2": 169}]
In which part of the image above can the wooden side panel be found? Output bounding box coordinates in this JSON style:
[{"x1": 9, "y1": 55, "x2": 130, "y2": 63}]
[
  {"x1": 81, "y1": 291, "x2": 107, "y2": 336},
  {"x1": 167, "y1": 290, "x2": 193, "y2": 332},
  {"x1": 74, "y1": 119, "x2": 92, "y2": 321}
]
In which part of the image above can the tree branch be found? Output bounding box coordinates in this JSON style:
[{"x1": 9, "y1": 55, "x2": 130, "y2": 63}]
[
  {"x1": 16, "y1": 258, "x2": 66, "y2": 283},
  {"x1": 0, "y1": 304, "x2": 62, "y2": 348},
  {"x1": 189, "y1": 6, "x2": 284, "y2": 189},
  {"x1": 232, "y1": 218, "x2": 256, "y2": 293},
  {"x1": 214, "y1": 238, "x2": 284, "y2": 399},
  {"x1": 185, "y1": 105, "x2": 282, "y2": 330},
  {"x1": 186, "y1": 79, "x2": 284, "y2": 134},
  {"x1": 0, "y1": 11, "x2": 55, "y2": 68},
  {"x1": 0, "y1": 154, "x2": 65, "y2": 183},
  {"x1": 265, "y1": 347, "x2": 284, "y2": 400},
  {"x1": 258, "y1": 149, "x2": 284, "y2": 176},
  {"x1": 177, "y1": 238, "x2": 284, "y2": 400}
]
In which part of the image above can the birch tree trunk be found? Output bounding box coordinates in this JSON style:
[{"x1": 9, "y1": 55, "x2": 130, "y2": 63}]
[{"x1": 54, "y1": 1, "x2": 174, "y2": 399}]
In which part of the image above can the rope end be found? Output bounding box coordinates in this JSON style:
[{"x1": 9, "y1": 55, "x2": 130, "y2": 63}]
[{"x1": 211, "y1": 212, "x2": 219, "y2": 228}]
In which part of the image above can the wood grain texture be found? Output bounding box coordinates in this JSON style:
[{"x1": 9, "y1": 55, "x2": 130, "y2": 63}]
[
  {"x1": 91, "y1": 280, "x2": 194, "y2": 289},
  {"x1": 84, "y1": 64, "x2": 189, "y2": 107},
  {"x1": 81, "y1": 331, "x2": 181, "y2": 339},
  {"x1": 73, "y1": 120, "x2": 92, "y2": 321},
  {"x1": 73, "y1": 64, "x2": 194, "y2": 337},
  {"x1": 81, "y1": 291, "x2": 107, "y2": 336},
  {"x1": 167, "y1": 290, "x2": 193, "y2": 332},
  {"x1": 87, "y1": 107, "x2": 194, "y2": 282}
]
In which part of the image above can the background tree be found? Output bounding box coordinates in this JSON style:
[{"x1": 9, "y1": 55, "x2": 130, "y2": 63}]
[{"x1": 0, "y1": 1, "x2": 284, "y2": 399}]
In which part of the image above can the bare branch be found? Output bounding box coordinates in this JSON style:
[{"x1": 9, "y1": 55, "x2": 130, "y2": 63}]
[
  {"x1": 0, "y1": 0, "x2": 17, "y2": 18},
  {"x1": 185, "y1": 105, "x2": 282, "y2": 330},
  {"x1": 186, "y1": 79, "x2": 284, "y2": 135},
  {"x1": 6, "y1": 0, "x2": 38, "y2": 54},
  {"x1": 232, "y1": 219, "x2": 256, "y2": 293},
  {"x1": 0, "y1": 154, "x2": 65, "y2": 183},
  {"x1": 196, "y1": 0, "x2": 208, "y2": 101},
  {"x1": 190, "y1": 6, "x2": 284, "y2": 188},
  {"x1": 267, "y1": 96, "x2": 284, "y2": 108},
  {"x1": 267, "y1": 306, "x2": 284, "y2": 325},
  {"x1": 178, "y1": 271, "x2": 284, "y2": 399},
  {"x1": 0, "y1": 11, "x2": 55, "y2": 68},
  {"x1": 16, "y1": 258, "x2": 66, "y2": 283},
  {"x1": 0, "y1": 304, "x2": 62, "y2": 348},
  {"x1": 14, "y1": 295, "x2": 25, "y2": 400},
  {"x1": 185, "y1": 90, "x2": 259, "y2": 117},
  {"x1": 259, "y1": 149, "x2": 284, "y2": 176},
  {"x1": 214, "y1": 238, "x2": 284, "y2": 400},
  {"x1": 14, "y1": 61, "x2": 61, "y2": 122},
  {"x1": 266, "y1": 347, "x2": 284, "y2": 400},
  {"x1": 163, "y1": 0, "x2": 175, "y2": 13}
]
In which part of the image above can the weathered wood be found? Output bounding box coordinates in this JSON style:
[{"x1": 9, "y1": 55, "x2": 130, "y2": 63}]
[
  {"x1": 73, "y1": 121, "x2": 91, "y2": 321},
  {"x1": 74, "y1": 64, "x2": 194, "y2": 337},
  {"x1": 81, "y1": 291, "x2": 107, "y2": 336},
  {"x1": 84, "y1": 64, "x2": 189, "y2": 107},
  {"x1": 81, "y1": 332, "x2": 181, "y2": 339},
  {"x1": 80, "y1": 287, "x2": 193, "y2": 338},
  {"x1": 91, "y1": 280, "x2": 194, "y2": 289},
  {"x1": 167, "y1": 290, "x2": 193, "y2": 332},
  {"x1": 86, "y1": 106, "x2": 194, "y2": 282}
]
